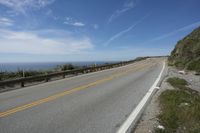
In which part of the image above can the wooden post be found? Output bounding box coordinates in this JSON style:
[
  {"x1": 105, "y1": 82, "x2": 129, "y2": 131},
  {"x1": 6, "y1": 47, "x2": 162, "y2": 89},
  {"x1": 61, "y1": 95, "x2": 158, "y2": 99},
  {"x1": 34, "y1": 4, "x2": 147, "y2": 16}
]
[
  {"x1": 45, "y1": 78, "x2": 49, "y2": 82},
  {"x1": 21, "y1": 81, "x2": 24, "y2": 87},
  {"x1": 45, "y1": 72, "x2": 49, "y2": 82}
]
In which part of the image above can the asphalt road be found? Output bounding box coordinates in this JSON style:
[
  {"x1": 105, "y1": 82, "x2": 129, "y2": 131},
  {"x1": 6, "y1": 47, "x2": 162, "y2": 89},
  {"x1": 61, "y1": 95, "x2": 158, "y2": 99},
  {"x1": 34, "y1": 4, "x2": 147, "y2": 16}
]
[{"x1": 0, "y1": 58, "x2": 165, "y2": 133}]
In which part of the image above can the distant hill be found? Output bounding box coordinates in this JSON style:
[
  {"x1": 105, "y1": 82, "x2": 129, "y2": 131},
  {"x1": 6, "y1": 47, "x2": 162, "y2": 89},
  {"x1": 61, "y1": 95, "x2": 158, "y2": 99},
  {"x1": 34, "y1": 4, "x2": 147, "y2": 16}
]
[{"x1": 168, "y1": 26, "x2": 200, "y2": 72}]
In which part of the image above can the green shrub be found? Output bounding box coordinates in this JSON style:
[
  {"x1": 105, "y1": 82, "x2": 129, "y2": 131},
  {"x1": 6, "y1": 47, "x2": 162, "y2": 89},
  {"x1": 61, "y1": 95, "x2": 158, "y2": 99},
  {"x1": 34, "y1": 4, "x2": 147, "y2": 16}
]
[
  {"x1": 187, "y1": 59, "x2": 200, "y2": 72},
  {"x1": 173, "y1": 61, "x2": 186, "y2": 69},
  {"x1": 59, "y1": 64, "x2": 75, "y2": 71},
  {"x1": 167, "y1": 77, "x2": 187, "y2": 89}
]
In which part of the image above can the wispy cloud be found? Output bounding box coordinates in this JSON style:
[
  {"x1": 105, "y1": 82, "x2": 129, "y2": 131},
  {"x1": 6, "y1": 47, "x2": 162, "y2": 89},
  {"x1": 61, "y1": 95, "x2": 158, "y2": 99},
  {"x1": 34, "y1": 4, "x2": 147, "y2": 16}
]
[
  {"x1": 72, "y1": 22, "x2": 85, "y2": 27},
  {"x1": 64, "y1": 17, "x2": 85, "y2": 27},
  {"x1": 149, "y1": 21, "x2": 200, "y2": 42},
  {"x1": 108, "y1": 0, "x2": 138, "y2": 23},
  {"x1": 44, "y1": 9, "x2": 60, "y2": 20},
  {"x1": 104, "y1": 15, "x2": 148, "y2": 46},
  {"x1": 0, "y1": 17, "x2": 14, "y2": 26},
  {"x1": 64, "y1": 21, "x2": 85, "y2": 27},
  {"x1": 0, "y1": 29, "x2": 93, "y2": 55},
  {"x1": 93, "y1": 24, "x2": 99, "y2": 30},
  {"x1": 0, "y1": 0, "x2": 55, "y2": 15}
]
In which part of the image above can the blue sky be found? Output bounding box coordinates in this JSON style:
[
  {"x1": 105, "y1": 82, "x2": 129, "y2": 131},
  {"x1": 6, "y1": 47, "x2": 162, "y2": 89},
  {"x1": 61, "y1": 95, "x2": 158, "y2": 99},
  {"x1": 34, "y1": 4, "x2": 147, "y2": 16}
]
[{"x1": 0, "y1": 0, "x2": 200, "y2": 62}]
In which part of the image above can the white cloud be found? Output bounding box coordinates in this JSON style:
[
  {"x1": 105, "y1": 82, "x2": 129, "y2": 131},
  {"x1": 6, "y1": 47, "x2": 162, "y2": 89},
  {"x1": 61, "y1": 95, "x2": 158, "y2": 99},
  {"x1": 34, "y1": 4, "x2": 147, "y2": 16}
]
[
  {"x1": 0, "y1": 0, "x2": 55, "y2": 14},
  {"x1": 72, "y1": 22, "x2": 85, "y2": 27},
  {"x1": 0, "y1": 17, "x2": 14, "y2": 26},
  {"x1": 0, "y1": 29, "x2": 93, "y2": 55},
  {"x1": 108, "y1": 0, "x2": 137, "y2": 23},
  {"x1": 66, "y1": 17, "x2": 72, "y2": 21},
  {"x1": 64, "y1": 17, "x2": 85, "y2": 27},
  {"x1": 64, "y1": 21, "x2": 85, "y2": 27},
  {"x1": 104, "y1": 15, "x2": 147, "y2": 46}
]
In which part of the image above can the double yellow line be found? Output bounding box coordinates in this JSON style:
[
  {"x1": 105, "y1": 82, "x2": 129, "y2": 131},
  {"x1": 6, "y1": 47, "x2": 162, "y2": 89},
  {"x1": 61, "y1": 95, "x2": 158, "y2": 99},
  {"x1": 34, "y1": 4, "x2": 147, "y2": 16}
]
[{"x1": 0, "y1": 63, "x2": 151, "y2": 118}]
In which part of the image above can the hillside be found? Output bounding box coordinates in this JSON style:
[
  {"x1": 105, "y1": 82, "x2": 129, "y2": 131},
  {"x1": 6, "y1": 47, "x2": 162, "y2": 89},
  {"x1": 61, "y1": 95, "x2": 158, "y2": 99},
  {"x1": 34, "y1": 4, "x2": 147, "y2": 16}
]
[{"x1": 168, "y1": 26, "x2": 200, "y2": 72}]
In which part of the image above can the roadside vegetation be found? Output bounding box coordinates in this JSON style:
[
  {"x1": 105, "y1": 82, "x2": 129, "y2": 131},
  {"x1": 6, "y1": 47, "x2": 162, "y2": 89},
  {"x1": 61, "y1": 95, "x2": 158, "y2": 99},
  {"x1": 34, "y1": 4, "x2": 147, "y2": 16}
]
[
  {"x1": 0, "y1": 64, "x2": 77, "y2": 81},
  {"x1": 168, "y1": 26, "x2": 200, "y2": 72},
  {"x1": 186, "y1": 58, "x2": 200, "y2": 72},
  {"x1": 155, "y1": 77, "x2": 200, "y2": 133}
]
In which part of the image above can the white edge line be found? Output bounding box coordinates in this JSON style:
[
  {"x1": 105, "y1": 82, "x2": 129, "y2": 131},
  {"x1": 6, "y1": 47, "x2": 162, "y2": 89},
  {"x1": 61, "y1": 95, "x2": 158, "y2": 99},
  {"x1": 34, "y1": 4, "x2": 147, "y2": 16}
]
[{"x1": 116, "y1": 60, "x2": 166, "y2": 133}]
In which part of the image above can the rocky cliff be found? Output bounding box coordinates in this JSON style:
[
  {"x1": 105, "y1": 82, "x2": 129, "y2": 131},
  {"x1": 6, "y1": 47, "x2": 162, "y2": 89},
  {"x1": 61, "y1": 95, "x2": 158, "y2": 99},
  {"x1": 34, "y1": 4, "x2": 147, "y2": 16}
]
[{"x1": 168, "y1": 27, "x2": 200, "y2": 72}]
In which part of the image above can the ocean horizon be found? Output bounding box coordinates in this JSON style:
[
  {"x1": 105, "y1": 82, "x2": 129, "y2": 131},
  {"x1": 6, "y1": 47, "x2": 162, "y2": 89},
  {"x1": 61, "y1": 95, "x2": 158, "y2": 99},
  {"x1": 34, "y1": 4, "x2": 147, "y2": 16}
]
[{"x1": 0, "y1": 61, "x2": 117, "y2": 72}]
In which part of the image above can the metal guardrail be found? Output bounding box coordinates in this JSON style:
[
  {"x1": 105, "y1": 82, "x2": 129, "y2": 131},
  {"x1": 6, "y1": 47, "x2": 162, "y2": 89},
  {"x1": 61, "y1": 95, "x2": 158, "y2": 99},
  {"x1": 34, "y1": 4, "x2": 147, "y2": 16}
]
[{"x1": 0, "y1": 57, "x2": 149, "y2": 88}]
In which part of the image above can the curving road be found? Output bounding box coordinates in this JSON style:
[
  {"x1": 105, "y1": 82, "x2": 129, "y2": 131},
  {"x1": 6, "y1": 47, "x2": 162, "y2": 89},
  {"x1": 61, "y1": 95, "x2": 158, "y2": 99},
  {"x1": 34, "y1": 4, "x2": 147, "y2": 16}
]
[{"x1": 0, "y1": 58, "x2": 165, "y2": 133}]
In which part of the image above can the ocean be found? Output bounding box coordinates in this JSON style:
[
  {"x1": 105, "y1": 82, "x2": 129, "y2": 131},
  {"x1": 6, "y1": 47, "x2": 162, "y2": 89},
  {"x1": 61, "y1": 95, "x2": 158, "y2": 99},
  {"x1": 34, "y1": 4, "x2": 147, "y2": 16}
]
[{"x1": 0, "y1": 61, "x2": 115, "y2": 72}]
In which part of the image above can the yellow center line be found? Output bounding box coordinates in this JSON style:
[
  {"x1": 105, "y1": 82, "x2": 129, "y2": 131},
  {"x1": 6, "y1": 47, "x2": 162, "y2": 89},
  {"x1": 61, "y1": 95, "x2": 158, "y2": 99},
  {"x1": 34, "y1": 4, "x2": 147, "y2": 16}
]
[{"x1": 0, "y1": 63, "x2": 152, "y2": 118}]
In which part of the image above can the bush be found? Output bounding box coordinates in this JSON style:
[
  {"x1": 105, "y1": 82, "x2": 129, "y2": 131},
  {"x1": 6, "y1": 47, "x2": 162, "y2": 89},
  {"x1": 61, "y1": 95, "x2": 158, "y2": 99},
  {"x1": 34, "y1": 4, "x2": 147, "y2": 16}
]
[
  {"x1": 173, "y1": 61, "x2": 186, "y2": 69},
  {"x1": 167, "y1": 77, "x2": 187, "y2": 89},
  {"x1": 59, "y1": 64, "x2": 75, "y2": 71},
  {"x1": 187, "y1": 59, "x2": 200, "y2": 72}
]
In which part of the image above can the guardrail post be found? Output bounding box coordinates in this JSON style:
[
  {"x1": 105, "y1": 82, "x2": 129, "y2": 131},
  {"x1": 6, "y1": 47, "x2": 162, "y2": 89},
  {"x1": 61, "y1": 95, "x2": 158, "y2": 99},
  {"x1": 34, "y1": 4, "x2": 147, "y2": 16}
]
[
  {"x1": 45, "y1": 72, "x2": 49, "y2": 82},
  {"x1": 45, "y1": 78, "x2": 49, "y2": 82},
  {"x1": 21, "y1": 81, "x2": 24, "y2": 87}
]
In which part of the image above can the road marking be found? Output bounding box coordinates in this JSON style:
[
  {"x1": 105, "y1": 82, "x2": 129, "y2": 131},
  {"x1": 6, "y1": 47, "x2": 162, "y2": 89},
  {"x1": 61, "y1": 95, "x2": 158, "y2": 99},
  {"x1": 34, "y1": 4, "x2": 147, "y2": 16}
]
[
  {"x1": 0, "y1": 63, "x2": 152, "y2": 118},
  {"x1": 116, "y1": 61, "x2": 166, "y2": 133}
]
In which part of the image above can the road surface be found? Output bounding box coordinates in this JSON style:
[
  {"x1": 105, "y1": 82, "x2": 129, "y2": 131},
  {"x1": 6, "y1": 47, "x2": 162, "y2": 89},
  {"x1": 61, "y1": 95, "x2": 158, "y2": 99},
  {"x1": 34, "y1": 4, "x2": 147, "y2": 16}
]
[{"x1": 0, "y1": 58, "x2": 165, "y2": 133}]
